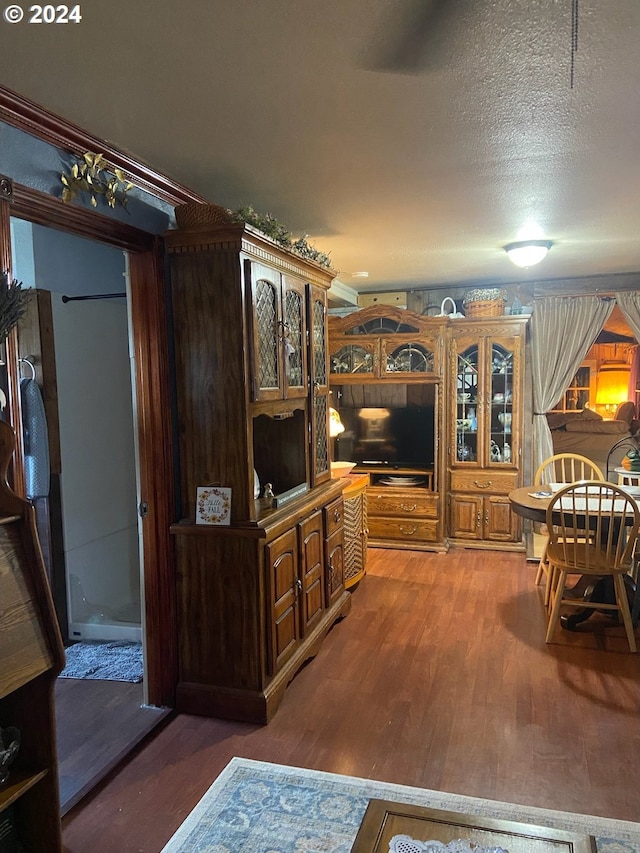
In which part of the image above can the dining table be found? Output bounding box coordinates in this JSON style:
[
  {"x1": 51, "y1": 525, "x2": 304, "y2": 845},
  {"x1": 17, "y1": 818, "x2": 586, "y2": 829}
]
[{"x1": 508, "y1": 485, "x2": 640, "y2": 629}]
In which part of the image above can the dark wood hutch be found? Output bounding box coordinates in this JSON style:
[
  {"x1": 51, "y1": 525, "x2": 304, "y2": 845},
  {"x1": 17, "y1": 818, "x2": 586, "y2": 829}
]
[{"x1": 166, "y1": 222, "x2": 351, "y2": 724}]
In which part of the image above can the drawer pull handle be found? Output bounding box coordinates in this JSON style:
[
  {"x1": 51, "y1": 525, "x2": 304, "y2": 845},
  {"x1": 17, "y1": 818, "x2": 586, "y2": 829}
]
[
  {"x1": 474, "y1": 480, "x2": 493, "y2": 489},
  {"x1": 476, "y1": 511, "x2": 482, "y2": 528},
  {"x1": 400, "y1": 503, "x2": 417, "y2": 512},
  {"x1": 333, "y1": 509, "x2": 342, "y2": 523},
  {"x1": 399, "y1": 524, "x2": 417, "y2": 535}
]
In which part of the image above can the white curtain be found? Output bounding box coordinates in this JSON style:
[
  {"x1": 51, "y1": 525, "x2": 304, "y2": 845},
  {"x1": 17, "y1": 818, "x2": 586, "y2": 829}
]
[
  {"x1": 529, "y1": 296, "x2": 614, "y2": 471},
  {"x1": 615, "y1": 291, "x2": 640, "y2": 341}
]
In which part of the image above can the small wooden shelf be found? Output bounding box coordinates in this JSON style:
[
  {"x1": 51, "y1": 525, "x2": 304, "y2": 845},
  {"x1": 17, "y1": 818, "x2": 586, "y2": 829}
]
[{"x1": 0, "y1": 768, "x2": 48, "y2": 811}]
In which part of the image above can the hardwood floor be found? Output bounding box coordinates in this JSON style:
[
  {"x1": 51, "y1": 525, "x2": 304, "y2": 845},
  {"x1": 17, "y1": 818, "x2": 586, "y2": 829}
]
[
  {"x1": 61, "y1": 548, "x2": 640, "y2": 852},
  {"x1": 55, "y1": 673, "x2": 170, "y2": 814}
]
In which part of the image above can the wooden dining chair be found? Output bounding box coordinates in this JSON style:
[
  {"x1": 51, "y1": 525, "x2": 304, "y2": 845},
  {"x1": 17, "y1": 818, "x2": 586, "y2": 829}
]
[
  {"x1": 534, "y1": 453, "x2": 604, "y2": 605},
  {"x1": 544, "y1": 481, "x2": 639, "y2": 652}
]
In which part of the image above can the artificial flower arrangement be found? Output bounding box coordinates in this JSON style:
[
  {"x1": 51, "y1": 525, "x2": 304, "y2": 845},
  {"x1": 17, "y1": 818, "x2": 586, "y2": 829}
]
[
  {"x1": 60, "y1": 152, "x2": 134, "y2": 210},
  {"x1": 0, "y1": 272, "x2": 32, "y2": 343}
]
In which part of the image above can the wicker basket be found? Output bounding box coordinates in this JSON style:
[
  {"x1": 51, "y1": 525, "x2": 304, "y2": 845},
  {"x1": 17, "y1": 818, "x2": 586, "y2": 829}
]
[
  {"x1": 463, "y1": 299, "x2": 505, "y2": 318},
  {"x1": 174, "y1": 203, "x2": 234, "y2": 229}
]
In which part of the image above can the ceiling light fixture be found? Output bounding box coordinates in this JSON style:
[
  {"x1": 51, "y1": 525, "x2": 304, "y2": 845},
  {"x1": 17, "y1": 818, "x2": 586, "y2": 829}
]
[{"x1": 504, "y1": 240, "x2": 553, "y2": 268}]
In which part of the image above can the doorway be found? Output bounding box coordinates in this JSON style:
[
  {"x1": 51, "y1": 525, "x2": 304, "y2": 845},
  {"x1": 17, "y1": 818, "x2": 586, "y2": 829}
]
[
  {"x1": 10, "y1": 217, "x2": 169, "y2": 812},
  {"x1": 11, "y1": 218, "x2": 143, "y2": 647}
]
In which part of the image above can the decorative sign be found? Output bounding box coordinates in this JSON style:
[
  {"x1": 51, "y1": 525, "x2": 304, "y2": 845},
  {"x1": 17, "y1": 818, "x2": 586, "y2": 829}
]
[{"x1": 196, "y1": 486, "x2": 231, "y2": 526}]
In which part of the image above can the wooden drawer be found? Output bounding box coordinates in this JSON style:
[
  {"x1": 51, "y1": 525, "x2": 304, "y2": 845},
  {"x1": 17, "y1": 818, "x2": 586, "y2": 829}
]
[
  {"x1": 369, "y1": 516, "x2": 438, "y2": 543},
  {"x1": 324, "y1": 496, "x2": 344, "y2": 537},
  {"x1": 450, "y1": 470, "x2": 518, "y2": 494},
  {"x1": 367, "y1": 488, "x2": 438, "y2": 518}
]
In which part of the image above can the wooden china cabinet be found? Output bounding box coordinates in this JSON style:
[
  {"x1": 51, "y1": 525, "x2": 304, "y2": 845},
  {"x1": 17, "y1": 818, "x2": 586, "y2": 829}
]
[
  {"x1": 447, "y1": 317, "x2": 527, "y2": 548},
  {"x1": 328, "y1": 307, "x2": 527, "y2": 552},
  {"x1": 166, "y1": 221, "x2": 350, "y2": 724},
  {"x1": 328, "y1": 306, "x2": 448, "y2": 552}
]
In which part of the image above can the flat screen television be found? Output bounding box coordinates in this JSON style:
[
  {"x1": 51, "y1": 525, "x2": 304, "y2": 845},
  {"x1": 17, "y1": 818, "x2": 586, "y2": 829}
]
[{"x1": 334, "y1": 405, "x2": 435, "y2": 470}]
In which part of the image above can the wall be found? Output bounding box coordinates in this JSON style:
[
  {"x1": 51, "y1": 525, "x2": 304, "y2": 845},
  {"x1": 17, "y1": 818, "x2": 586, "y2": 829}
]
[
  {"x1": 0, "y1": 120, "x2": 176, "y2": 233},
  {"x1": 12, "y1": 221, "x2": 141, "y2": 641}
]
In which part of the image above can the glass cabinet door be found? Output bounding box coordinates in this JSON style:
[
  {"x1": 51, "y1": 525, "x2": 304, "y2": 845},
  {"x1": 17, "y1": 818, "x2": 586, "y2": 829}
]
[
  {"x1": 282, "y1": 278, "x2": 307, "y2": 399},
  {"x1": 253, "y1": 276, "x2": 282, "y2": 400},
  {"x1": 310, "y1": 286, "x2": 330, "y2": 484},
  {"x1": 455, "y1": 345, "x2": 480, "y2": 463},
  {"x1": 329, "y1": 343, "x2": 376, "y2": 376},
  {"x1": 488, "y1": 342, "x2": 515, "y2": 466},
  {"x1": 382, "y1": 341, "x2": 435, "y2": 376}
]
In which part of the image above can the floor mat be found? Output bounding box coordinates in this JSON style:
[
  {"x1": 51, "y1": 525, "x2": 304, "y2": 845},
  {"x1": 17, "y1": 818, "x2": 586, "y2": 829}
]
[{"x1": 59, "y1": 641, "x2": 143, "y2": 682}]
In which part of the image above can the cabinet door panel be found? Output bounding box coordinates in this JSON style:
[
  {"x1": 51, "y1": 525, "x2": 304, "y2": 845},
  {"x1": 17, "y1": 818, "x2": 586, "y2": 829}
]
[
  {"x1": 325, "y1": 528, "x2": 345, "y2": 606},
  {"x1": 449, "y1": 494, "x2": 482, "y2": 539},
  {"x1": 487, "y1": 340, "x2": 517, "y2": 468},
  {"x1": 299, "y1": 511, "x2": 325, "y2": 633},
  {"x1": 484, "y1": 496, "x2": 518, "y2": 541},
  {"x1": 452, "y1": 340, "x2": 482, "y2": 466},
  {"x1": 381, "y1": 338, "x2": 437, "y2": 377},
  {"x1": 329, "y1": 342, "x2": 376, "y2": 377},
  {"x1": 282, "y1": 276, "x2": 307, "y2": 399},
  {"x1": 247, "y1": 263, "x2": 283, "y2": 402},
  {"x1": 267, "y1": 528, "x2": 299, "y2": 672},
  {"x1": 309, "y1": 285, "x2": 331, "y2": 484}
]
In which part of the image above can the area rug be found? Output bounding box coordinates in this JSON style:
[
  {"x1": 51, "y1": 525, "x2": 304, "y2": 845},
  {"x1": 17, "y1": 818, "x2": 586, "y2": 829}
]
[
  {"x1": 58, "y1": 641, "x2": 143, "y2": 682},
  {"x1": 161, "y1": 757, "x2": 640, "y2": 853}
]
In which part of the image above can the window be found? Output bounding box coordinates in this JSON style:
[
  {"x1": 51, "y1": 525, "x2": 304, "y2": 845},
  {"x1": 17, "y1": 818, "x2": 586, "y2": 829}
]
[{"x1": 551, "y1": 360, "x2": 597, "y2": 412}]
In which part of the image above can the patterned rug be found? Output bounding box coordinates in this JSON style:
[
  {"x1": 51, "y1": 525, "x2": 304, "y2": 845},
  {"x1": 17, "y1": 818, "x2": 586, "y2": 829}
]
[
  {"x1": 161, "y1": 758, "x2": 640, "y2": 852},
  {"x1": 58, "y1": 641, "x2": 143, "y2": 682}
]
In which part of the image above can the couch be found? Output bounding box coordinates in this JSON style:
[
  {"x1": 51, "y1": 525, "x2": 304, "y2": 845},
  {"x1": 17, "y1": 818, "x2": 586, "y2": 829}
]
[{"x1": 547, "y1": 402, "x2": 638, "y2": 479}]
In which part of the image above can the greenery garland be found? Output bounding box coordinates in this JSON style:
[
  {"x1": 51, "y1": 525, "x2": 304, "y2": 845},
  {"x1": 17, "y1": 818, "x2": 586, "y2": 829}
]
[
  {"x1": 0, "y1": 273, "x2": 32, "y2": 342},
  {"x1": 232, "y1": 206, "x2": 332, "y2": 269}
]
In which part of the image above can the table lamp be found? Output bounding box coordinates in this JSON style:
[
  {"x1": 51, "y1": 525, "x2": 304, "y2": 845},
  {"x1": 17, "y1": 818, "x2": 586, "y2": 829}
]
[{"x1": 595, "y1": 362, "x2": 630, "y2": 416}]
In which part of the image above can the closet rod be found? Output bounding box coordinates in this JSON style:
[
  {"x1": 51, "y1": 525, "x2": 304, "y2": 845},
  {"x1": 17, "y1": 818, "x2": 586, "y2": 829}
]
[{"x1": 61, "y1": 292, "x2": 126, "y2": 303}]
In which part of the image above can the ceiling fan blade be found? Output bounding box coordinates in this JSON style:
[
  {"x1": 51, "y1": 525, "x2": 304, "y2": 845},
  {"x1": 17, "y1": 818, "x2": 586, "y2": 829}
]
[{"x1": 363, "y1": 0, "x2": 455, "y2": 73}]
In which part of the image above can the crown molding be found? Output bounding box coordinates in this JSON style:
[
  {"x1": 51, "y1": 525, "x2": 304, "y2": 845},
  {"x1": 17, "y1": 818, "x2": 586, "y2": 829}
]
[{"x1": 0, "y1": 86, "x2": 209, "y2": 208}]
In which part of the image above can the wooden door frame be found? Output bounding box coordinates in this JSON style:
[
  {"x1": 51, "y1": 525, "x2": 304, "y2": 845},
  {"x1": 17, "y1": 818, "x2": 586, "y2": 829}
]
[
  {"x1": 0, "y1": 184, "x2": 177, "y2": 706},
  {"x1": 0, "y1": 85, "x2": 211, "y2": 706}
]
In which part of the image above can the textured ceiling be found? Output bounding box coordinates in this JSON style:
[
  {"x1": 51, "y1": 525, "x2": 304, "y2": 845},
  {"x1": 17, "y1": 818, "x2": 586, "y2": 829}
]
[{"x1": 0, "y1": 0, "x2": 638, "y2": 296}]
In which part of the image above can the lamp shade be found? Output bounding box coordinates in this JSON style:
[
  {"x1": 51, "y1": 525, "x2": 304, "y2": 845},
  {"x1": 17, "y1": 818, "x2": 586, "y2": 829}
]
[
  {"x1": 504, "y1": 240, "x2": 552, "y2": 268},
  {"x1": 595, "y1": 362, "x2": 631, "y2": 407},
  {"x1": 329, "y1": 407, "x2": 345, "y2": 437}
]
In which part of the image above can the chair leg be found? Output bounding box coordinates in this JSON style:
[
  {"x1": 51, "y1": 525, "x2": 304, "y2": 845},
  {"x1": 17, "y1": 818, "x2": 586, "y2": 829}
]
[
  {"x1": 546, "y1": 568, "x2": 567, "y2": 643},
  {"x1": 534, "y1": 538, "x2": 549, "y2": 586},
  {"x1": 613, "y1": 573, "x2": 637, "y2": 653},
  {"x1": 544, "y1": 562, "x2": 558, "y2": 609}
]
